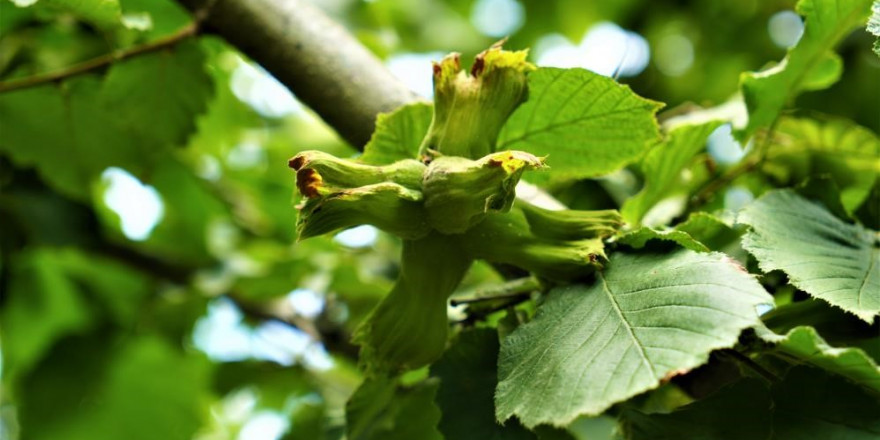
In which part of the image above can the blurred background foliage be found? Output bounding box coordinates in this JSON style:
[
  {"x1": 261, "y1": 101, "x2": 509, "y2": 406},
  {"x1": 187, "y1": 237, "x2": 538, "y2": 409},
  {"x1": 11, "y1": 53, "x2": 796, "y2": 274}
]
[{"x1": 0, "y1": 0, "x2": 877, "y2": 439}]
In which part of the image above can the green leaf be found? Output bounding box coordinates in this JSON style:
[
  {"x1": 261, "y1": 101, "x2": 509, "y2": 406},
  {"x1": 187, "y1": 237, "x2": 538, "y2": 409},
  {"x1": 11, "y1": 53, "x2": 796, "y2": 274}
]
[
  {"x1": 616, "y1": 227, "x2": 710, "y2": 252},
  {"x1": 617, "y1": 212, "x2": 740, "y2": 254},
  {"x1": 623, "y1": 368, "x2": 880, "y2": 439},
  {"x1": 360, "y1": 102, "x2": 432, "y2": 165},
  {"x1": 868, "y1": 1, "x2": 880, "y2": 57},
  {"x1": 18, "y1": 334, "x2": 210, "y2": 440},
  {"x1": 37, "y1": 0, "x2": 124, "y2": 31},
  {"x1": 757, "y1": 325, "x2": 880, "y2": 392},
  {"x1": 674, "y1": 212, "x2": 740, "y2": 252},
  {"x1": 0, "y1": 247, "x2": 152, "y2": 380},
  {"x1": 497, "y1": 68, "x2": 662, "y2": 181},
  {"x1": 0, "y1": 250, "x2": 93, "y2": 379},
  {"x1": 430, "y1": 329, "x2": 537, "y2": 440},
  {"x1": 764, "y1": 117, "x2": 880, "y2": 213},
  {"x1": 622, "y1": 120, "x2": 722, "y2": 224},
  {"x1": 101, "y1": 40, "x2": 213, "y2": 149},
  {"x1": 345, "y1": 377, "x2": 443, "y2": 440},
  {"x1": 771, "y1": 366, "x2": 880, "y2": 439},
  {"x1": 740, "y1": 0, "x2": 873, "y2": 137},
  {"x1": 738, "y1": 189, "x2": 880, "y2": 322},
  {"x1": 119, "y1": 0, "x2": 192, "y2": 40},
  {"x1": 495, "y1": 250, "x2": 772, "y2": 428},
  {"x1": 0, "y1": 41, "x2": 213, "y2": 200},
  {"x1": 0, "y1": 79, "x2": 142, "y2": 200},
  {"x1": 621, "y1": 380, "x2": 773, "y2": 440}
]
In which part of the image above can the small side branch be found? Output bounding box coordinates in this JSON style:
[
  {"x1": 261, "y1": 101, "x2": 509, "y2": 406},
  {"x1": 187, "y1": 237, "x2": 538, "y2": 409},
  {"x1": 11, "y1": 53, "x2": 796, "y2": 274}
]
[
  {"x1": 0, "y1": 24, "x2": 198, "y2": 94},
  {"x1": 688, "y1": 120, "x2": 780, "y2": 211},
  {"x1": 450, "y1": 277, "x2": 540, "y2": 306}
]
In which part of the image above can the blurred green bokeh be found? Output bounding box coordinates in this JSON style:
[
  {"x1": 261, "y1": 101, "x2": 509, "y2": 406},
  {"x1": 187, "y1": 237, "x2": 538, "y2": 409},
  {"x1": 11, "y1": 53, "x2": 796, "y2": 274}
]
[{"x1": 0, "y1": 0, "x2": 877, "y2": 439}]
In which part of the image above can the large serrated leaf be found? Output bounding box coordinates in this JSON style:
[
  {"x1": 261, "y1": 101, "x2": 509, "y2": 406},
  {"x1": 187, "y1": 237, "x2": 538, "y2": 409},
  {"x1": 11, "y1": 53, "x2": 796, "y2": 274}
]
[
  {"x1": 101, "y1": 40, "x2": 213, "y2": 149},
  {"x1": 738, "y1": 190, "x2": 880, "y2": 322},
  {"x1": 495, "y1": 250, "x2": 772, "y2": 428},
  {"x1": 740, "y1": 0, "x2": 873, "y2": 137},
  {"x1": 757, "y1": 325, "x2": 880, "y2": 391},
  {"x1": 622, "y1": 120, "x2": 722, "y2": 224},
  {"x1": 497, "y1": 68, "x2": 662, "y2": 181}
]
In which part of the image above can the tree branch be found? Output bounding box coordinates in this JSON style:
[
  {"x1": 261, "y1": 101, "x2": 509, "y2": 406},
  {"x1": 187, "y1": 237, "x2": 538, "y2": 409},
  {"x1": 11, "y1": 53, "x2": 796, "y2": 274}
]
[
  {"x1": 0, "y1": 23, "x2": 198, "y2": 94},
  {"x1": 175, "y1": 0, "x2": 421, "y2": 149}
]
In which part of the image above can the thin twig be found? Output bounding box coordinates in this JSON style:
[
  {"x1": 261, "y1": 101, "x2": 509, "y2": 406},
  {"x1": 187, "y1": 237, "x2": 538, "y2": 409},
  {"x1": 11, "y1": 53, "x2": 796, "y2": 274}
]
[
  {"x1": 688, "y1": 119, "x2": 780, "y2": 210},
  {"x1": 719, "y1": 349, "x2": 780, "y2": 383},
  {"x1": 456, "y1": 295, "x2": 533, "y2": 325},
  {"x1": 226, "y1": 293, "x2": 322, "y2": 341},
  {"x1": 449, "y1": 277, "x2": 540, "y2": 306},
  {"x1": 0, "y1": 23, "x2": 198, "y2": 94}
]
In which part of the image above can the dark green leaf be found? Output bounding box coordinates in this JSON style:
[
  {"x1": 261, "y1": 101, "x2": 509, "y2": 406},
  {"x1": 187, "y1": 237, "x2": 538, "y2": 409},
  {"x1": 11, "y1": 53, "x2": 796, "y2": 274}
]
[
  {"x1": 18, "y1": 334, "x2": 210, "y2": 440},
  {"x1": 0, "y1": 41, "x2": 213, "y2": 200},
  {"x1": 345, "y1": 377, "x2": 443, "y2": 440},
  {"x1": 496, "y1": 250, "x2": 772, "y2": 427},
  {"x1": 101, "y1": 40, "x2": 213, "y2": 149},
  {"x1": 621, "y1": 380, "x2": 772, "y2": 440},
  {"x1": 431, "y1": 329, "x2": 537, "y2": 440},
  {"x1": 738, "y1": 189, "x2": 880, "y2": 322},
  {"x1": 771, "y1": 366, "x2": 880, "y2": 439}
]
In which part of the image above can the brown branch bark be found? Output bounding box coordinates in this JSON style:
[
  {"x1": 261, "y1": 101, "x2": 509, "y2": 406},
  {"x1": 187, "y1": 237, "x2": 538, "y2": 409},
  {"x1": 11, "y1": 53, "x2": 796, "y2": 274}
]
[{"x1": 175, "y1": 0, "x2": 421, "y2": 149}]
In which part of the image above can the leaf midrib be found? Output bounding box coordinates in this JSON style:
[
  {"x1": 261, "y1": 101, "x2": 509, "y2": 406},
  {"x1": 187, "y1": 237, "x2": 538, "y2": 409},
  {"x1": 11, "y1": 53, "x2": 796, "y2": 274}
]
[{"x1": 599, "y1": 273, "x2": 657, "y2": 379}]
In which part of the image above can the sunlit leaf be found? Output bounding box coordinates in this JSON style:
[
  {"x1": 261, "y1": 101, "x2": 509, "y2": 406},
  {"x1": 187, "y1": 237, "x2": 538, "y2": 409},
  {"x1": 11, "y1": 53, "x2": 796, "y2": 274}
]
[
  {"x1": 622, "y1": 120, "x2": 722, "y2": 224},
  {"x1": 497, "y1": 68, "x2": 662, "y2": 181},
  {"x1": 616, "y1": 227, "x2": 709, "y2": 252},
  {"x1": 740, "y1": 0, "x2": 873, "y2": 137},
  {"x1": 763, "y1": 117, "x2": 880, "y2": 213},
  {"x1": 869, "y1": 1, "x2": 880, "y2": 57}
]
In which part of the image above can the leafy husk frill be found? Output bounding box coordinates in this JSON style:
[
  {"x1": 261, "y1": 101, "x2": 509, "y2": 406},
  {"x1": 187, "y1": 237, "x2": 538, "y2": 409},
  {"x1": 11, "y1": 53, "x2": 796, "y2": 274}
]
[{"x1": 289, "y1": 44, "x2": 622, "y2": 375}]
